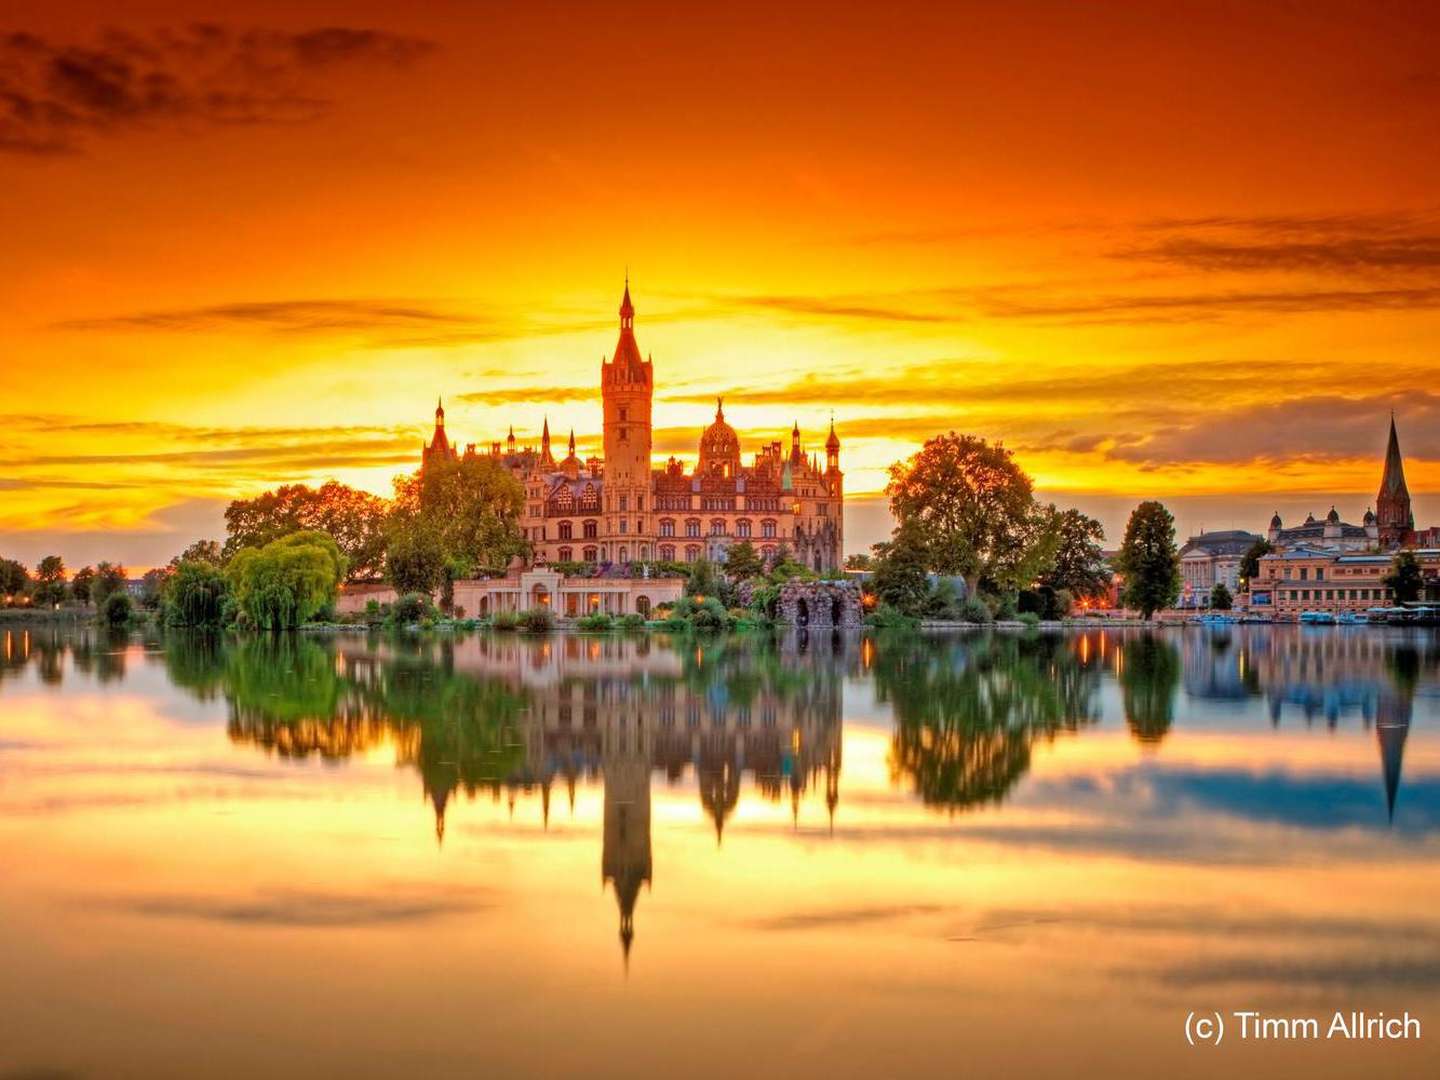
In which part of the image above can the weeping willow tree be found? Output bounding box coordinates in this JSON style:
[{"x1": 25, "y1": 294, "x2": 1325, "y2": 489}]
[{"x1": 225, "y1": 530, "x2": 347, "y2": 629}]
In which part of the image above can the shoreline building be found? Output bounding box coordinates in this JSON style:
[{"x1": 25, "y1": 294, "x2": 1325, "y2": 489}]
[
  {"x1": 423, "y1": 284, "x2": 844, "y2": 572},
  {"x1": 1178, "y1": 529, "x2": 1263, "y2": 609}
]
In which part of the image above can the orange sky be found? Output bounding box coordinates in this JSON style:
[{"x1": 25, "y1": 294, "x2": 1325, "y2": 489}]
[{"x1": 3, "y1": 1, "x2": 1440, "y2": 567}]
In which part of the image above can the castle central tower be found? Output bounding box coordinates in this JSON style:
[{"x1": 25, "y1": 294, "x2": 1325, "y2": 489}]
[{"x1": 601, "y1": 281, "x2": 654, "y2": 563}]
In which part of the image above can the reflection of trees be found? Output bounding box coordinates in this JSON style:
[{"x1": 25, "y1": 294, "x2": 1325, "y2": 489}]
[
  {"x1": 1120, "y1": 634, "x2": 1180, "y2": 744},
  {"x1": 163, "y1": 633, "x2": 528, "y2": 832},
  {"x1": 874, "y1": 632, "x2": 1102, "y2": 812}
]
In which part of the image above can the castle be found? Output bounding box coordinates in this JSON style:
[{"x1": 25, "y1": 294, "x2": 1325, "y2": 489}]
[{"x1": 423, "y1": 283, "x2": 844, "y2": 571}]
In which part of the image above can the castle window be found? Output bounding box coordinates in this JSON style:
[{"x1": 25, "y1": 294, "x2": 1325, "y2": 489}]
[
  {"x1": 660, "y1": 518, "x2": 675, "y2": 537},
  {"x1": 559, "y1": 521, "x2": 573, "y2": 540},
  {"x1": 620, "y1": 519, "x2": 628, "y2": 534},
  {"x1": 619, "y1": 407, "x2": 628, "y2": 422},
  {"x1": 558, "y1": 547, "x2": 572, "y2": 562},
  {"x1": 686, "y1": 519, "x2": 701, "y2": 538},
  {"x1": 685, "y1": 545, "x2": 701, "y2": 563},
  {"x1": 761, "y1": 519, "x2": 777, "y2": 539},
  {"x1": 710, "y1": 519, "x2": 725, "y2": 536},
  {"x1": 619, "y1": 495, "x2": 628, "y2": 511},
  {"x1": 659, "y1": 544, "x2": 676, "y2": 561},
  {"x1": 737, "y1": 519, "x2": 751, "y2": 538},
  {"x1": 637, "y1": 496, "x2": 644, "y2": 511},
  {"x1": 583, "y1": 546, "x2": 598, "y2": 562},
  {"x1": 583, "y1": 520, "x2": 597, "y2": 539}
]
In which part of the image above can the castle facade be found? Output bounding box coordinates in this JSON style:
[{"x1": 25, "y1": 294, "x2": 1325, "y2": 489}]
[{"x1": 423, "y1": 284, "x2": 844, "y2": 571}]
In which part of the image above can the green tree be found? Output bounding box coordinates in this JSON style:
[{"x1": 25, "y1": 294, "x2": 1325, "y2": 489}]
[
  {"x1": 70, "y1": 565, "x2": 96, "y2": 605},
  {"x1": 385, "y1": 517, "x2": 447, "y2": 594},
  {"x1": 93, "y1": 563, "x2": 128, "y2": 607},
  {"x1": 1237, "y1": 538, "x2": 1272, "y2": 590},
  {"x1": 393, "y1": 456, "x2": 526, "y2": 573},
  {"x1": 33, "y1": 555, "x2": 68, "y2": 606},
  {"x1": 844, "y1": 553, "x2": 873, "y2": 571},
  {"x1": 226, "y1": 531, "x2": 346, "y2": 630},
  {"x1": 1384, "y1": 550, "x2": 1424, "y2": 604},
  {"x1": 724, "y1": 540, "x2": 764, "y2": 581},
  {"x1": 225, "y1": 481, "x2": 389, "y2": 581},
  {"x1": 140, "y1": 567, "x2": 173, "y2": 610},
  {"x1": 172, "y1": 539, "x2": 224, "y2": 567},
  {"x1": 870, "y1": 521, "x2": 931, "y2": 616},
  {"x1": 1116, "y1": 501, "x2": 1181, "y2": 619},
  {"x1": 886, "y1": 432, "x2": 1050, "y2": 596},
  {"x1": 1209, "y1": 582, "x2": 1233, "y2": 610},
  {"x1": 165, "y1": 560, "x2": 229, "y2": 628},
  {"x1": 1040, "y1": 507, "x2": 1111, "y2": 600},
  {"x1": 0, "y1": 558, "x2": 31, "y2": 602}
]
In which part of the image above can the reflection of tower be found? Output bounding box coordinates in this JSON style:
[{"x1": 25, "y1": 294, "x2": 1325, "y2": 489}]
[{"x1": 602, "y1": 733, "x2": 652, "y2": 965}]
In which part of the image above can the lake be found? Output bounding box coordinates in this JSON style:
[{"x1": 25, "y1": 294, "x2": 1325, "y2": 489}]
[{"x1": 2, "y1": 625, "x2": 1437, "y2": 1078}]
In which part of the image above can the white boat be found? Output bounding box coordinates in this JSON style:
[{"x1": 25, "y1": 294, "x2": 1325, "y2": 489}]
[
  {"x1": 1337, "y1": 611, "x2": 1369, "y2": 625},
  {"x1": 1299, "y1": 610, "x2": 1336, "y2": 625}
]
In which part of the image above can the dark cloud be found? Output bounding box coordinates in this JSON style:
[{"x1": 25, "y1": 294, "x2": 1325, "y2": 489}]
[
  {"x1": 52, "y1": 299, "x2": 476, "y2": 335},
  {"x1": 93, "y1": 885, "x2": 491, "y2": 928},
  {"x1": 457, "y1": 386, "x2": 596, "y2": 405},
  {"x1": 728, "y1": 293, "x2": 953, "y2": 324},
  {"x1": 982, "y1": 285, "x2": 1440, "y2": 324},
  {"x1": 1109, "y1": 392, "x2": 1440, "y2": 467},
  {"x1": 743, "y1": 904, "x2": 947, "y2": 931},
  {"x1": 0, "y1": 24, "x2": 434, "y2": 154}
]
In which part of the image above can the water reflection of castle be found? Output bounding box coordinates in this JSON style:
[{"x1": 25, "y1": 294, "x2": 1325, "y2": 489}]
[{"x1": 226, "y1": 633, "x2": 847, "y2": 961}]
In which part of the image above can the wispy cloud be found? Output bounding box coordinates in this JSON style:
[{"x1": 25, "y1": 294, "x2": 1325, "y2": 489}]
[
  {"x1": 92, "y1": 884, "x2": 491, "y2": 928},
  {"x1": 0, "y1": 25, "x2": 434, "y2": 154}
]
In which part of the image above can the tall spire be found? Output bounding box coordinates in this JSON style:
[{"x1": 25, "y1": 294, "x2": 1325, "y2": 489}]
[
  {"x1": 619, "y1": 274, "x2": 634, "y2": 329},
  {"x1": 1381, "y1": 414, "x2": 1408, "y2": 496},
  {"x1": 435, "y1": 396, "x2": 444, "y2": 422},
  {"x1": 1376, "y1": 413, "x2": 1414, "y2": 546},
  {"x1": 716, "y1": 396, "x2": 725, "y2": 422},
  {"x1": 569, "y1": 428, "x2": 576, "y2": 454}
]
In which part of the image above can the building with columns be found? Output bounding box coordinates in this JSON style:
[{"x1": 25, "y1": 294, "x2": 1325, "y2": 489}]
[{"x1": 422, "y1": 284, "x2": 845, "y2": 572}]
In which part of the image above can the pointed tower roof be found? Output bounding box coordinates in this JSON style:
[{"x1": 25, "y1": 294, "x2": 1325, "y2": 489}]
[
  {"x1": 436, "y1": 396, "x2": 445, "y2": 420},
  {"x1": 826, "y1": 417, "x2": 840, "y2": 452},
  {"x1": 1380, "y1": 414, "x2": 1410, "y2": 498},
  {"x1": 607, "y1": 279, "x2": 647, "y2": 376}
]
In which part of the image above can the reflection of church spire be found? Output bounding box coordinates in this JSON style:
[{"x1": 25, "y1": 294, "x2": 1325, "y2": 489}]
[{"x1": 1377, "y1": 687, "x2": 1413, "y2": 825}]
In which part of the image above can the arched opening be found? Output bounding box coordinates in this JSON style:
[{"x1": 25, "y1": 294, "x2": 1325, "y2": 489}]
[
  {"x1": 796, "y1": 597, "x2": 810, "y2": 626},
  {"x1": 479, "y1": 595, "x2": 490, "y2": 616},
  {"x1": 832, "y1": 595, "x2": 844, "y2": 626},
  {"x1": 531, "y1": 585, "x2": 550, "y2": 607},
  {"x1": 636, "y1": 595, "x2": 651, "y2": 618}
]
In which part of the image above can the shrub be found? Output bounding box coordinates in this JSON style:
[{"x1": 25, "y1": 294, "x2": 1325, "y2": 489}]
[
  {"x1": 576, "y1": 612, "x2": 614, "y2": 632},
  {"x1": 690, "y1": 596, "x2": 731, "y2": 632},
  {"x1": 619, "y1": 612, "x2": 647, "y2": 631},
  {"x1": 960, "y1": 597, "x2": 992, "y2": 624},
  {"x1": 491, "y1": 610, "x2": 520, "y2": 632},
  {"x1": 866, "y1": 603, "x2": 917, "y2": 630},
  {"x1": 1016, "y1": 611, "x2": 1041, "y2": 628},
  {"x1": 393, "y1": 592, "x2": 432, "y2": 624},
  {"x1": 102, "y1": 591, "x2": 134, "y2": 625},
  {"x1": 519, "y1": 606, "x2": 554, "y2": 633},
  {"x1": 994, "y1": 593, "x2": 1019, "y2": 621}
]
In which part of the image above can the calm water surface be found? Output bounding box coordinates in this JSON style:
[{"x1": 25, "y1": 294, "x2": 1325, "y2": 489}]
[{"x1": 2, "y1": 625, "x2": 1438, "y2": 1078}]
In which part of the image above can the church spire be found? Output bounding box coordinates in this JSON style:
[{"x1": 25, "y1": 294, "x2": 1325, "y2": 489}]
[{"x1": 1376, "y1": 413, "x2": 1414, "y2": 546}]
